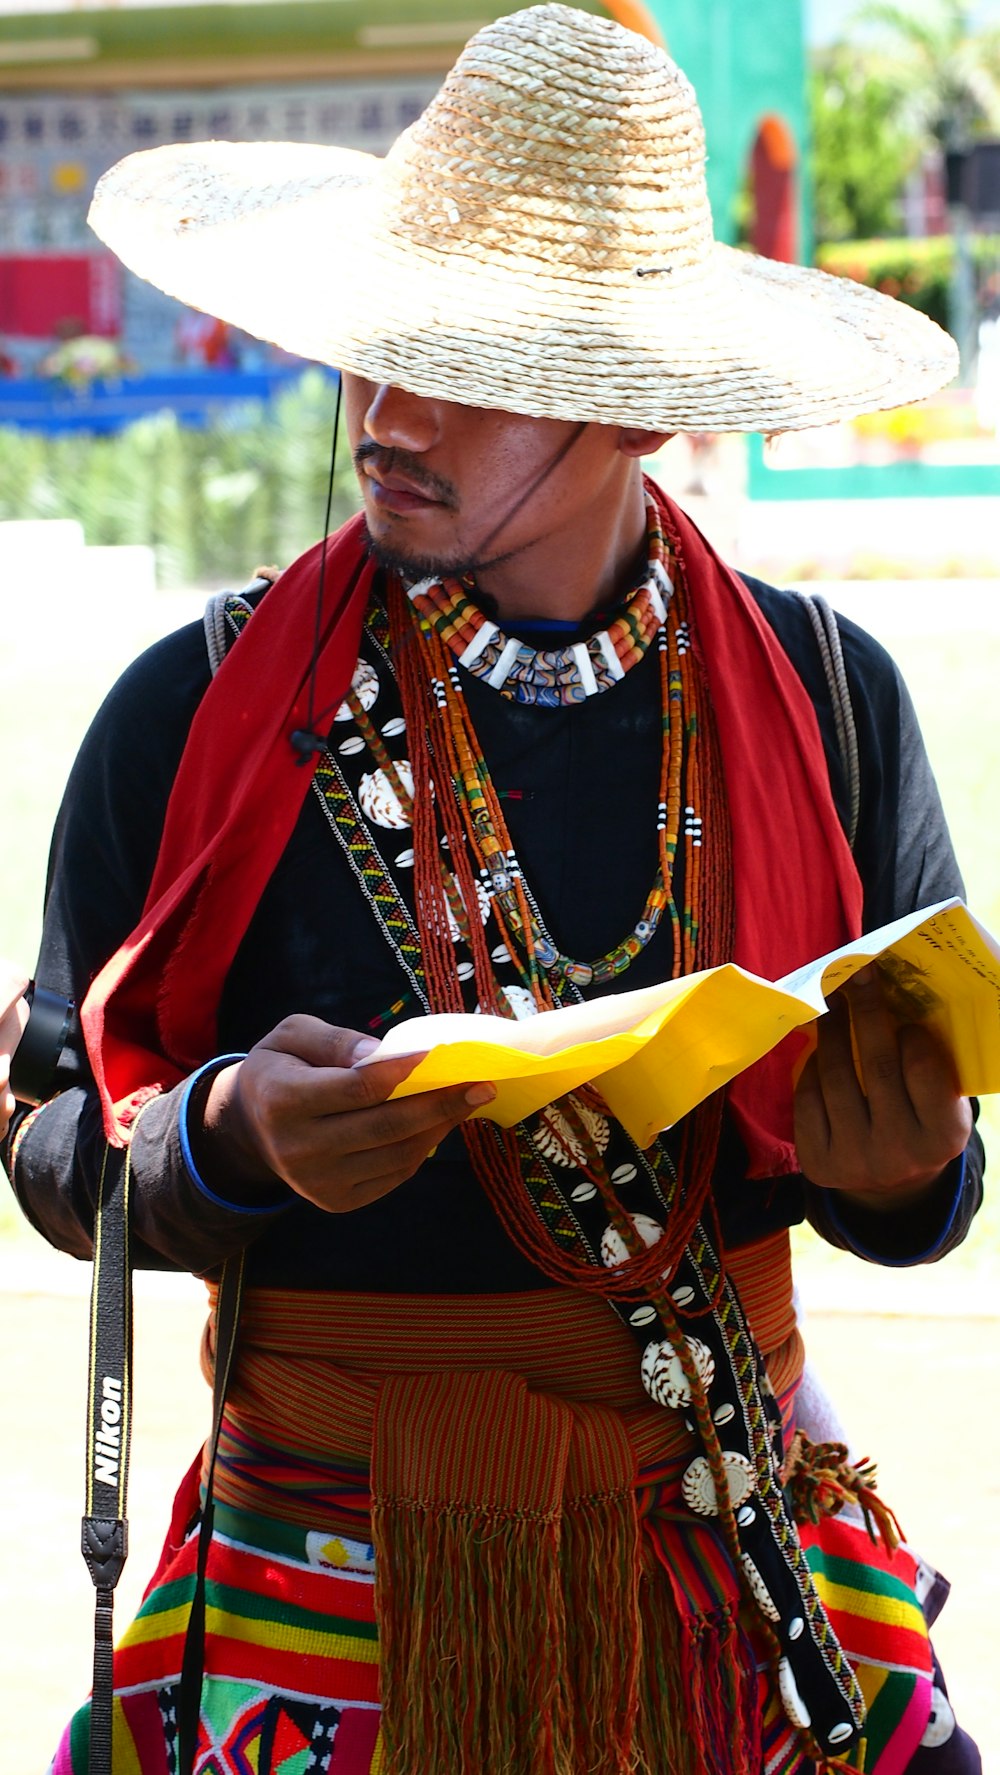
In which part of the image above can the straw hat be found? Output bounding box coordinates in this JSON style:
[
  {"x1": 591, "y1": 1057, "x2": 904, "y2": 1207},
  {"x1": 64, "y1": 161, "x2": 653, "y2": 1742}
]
[{"x1": 88, "y1": 3, "x2": 957, "y2": 433}]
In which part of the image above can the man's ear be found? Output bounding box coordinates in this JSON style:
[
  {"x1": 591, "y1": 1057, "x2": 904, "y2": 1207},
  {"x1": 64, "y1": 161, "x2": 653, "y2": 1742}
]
[{"x1": 619, "y1": 428, "x2": 674, "y2": 458}]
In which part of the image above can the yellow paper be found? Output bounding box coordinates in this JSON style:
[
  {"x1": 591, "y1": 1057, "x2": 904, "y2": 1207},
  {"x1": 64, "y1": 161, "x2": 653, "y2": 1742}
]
[{"x1": 365, "y1": 898, "x2": 1000, "y2": 1147}]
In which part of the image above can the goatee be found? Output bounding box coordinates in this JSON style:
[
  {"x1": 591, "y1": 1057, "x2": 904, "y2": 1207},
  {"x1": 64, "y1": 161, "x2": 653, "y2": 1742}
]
[{"x1": 362, "y1": 525, "x2": 479, "y2": 587}]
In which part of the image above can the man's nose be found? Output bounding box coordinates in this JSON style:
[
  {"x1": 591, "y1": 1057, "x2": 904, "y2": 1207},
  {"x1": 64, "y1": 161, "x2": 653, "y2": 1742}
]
[{"x1": 362, "y1": 383, "x2": 441, "y2": 453}]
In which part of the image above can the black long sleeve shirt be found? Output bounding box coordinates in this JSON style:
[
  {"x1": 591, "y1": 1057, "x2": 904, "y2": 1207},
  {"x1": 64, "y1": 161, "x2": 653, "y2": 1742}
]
[{"x1": 6, "y1": 574, "x2": 983, "y2": 1284}]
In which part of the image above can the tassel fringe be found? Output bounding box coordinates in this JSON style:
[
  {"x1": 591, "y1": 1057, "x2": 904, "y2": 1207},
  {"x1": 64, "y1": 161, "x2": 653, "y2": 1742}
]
[
  {"x1": 373, "y1": 1492, "x2": 760, "y2": 1775},
  {"x1": 374, "y1": 1498, "x2": 571, "y2": 1775},
  {"x1": 783, "y1": 1433, "x2": 902, "y2": 1553}
]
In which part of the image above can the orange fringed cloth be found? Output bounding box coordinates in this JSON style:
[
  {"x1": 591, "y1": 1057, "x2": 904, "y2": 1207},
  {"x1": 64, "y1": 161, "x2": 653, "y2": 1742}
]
[{"x1": 194, "y1": 1234, "x2": 802, "y2": 1775}]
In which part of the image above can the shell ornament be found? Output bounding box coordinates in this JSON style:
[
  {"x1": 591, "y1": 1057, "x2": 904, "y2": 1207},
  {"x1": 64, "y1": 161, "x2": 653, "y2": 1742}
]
[
  {"x1": 681, "y1": 1450, "x2": 755, "y2": 1516},
  {"x1": 533, "y1": 1098, "x2": 610, "y2": 1167},
  {"x1": 600, "y1": 1212, "x2": 664, "y2": 1269},
  {"x1": 358, "y1": 762, "x2": 415, "y2": 829},
  {"x1": 740, "y1": 1552, "x2": 780, "y2": 1621},
  {"x1": 777, "y1": 1656, "x2": 812, "y2": 1732},
  {"x1": 501, "y1": 984, "x2": 540, "y2": 1020},
  {"x1": 444, "y1": 875, "x2": 491, "y2": 943},
  {"x1": 334, "y1": 658, "x2": 380, "y2": 721},
  {"x1": 640, "y1": 1336, "x2": 716, "y2": 1410}
]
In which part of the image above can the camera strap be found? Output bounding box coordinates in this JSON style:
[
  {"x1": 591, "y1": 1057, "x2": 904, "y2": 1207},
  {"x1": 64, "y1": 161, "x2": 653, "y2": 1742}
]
[
  {"x1": 82, "y1": 1139, "x2": 134, "y2": 1775},
  {"x1": 80, "y1": 1138, "x2": 245, "y2": 1775}
]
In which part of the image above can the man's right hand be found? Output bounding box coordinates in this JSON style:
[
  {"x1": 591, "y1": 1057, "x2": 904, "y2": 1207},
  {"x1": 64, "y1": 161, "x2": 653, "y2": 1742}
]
[{"x1": 197, "y1": 1015, "x2": 495, "y2": 1213}]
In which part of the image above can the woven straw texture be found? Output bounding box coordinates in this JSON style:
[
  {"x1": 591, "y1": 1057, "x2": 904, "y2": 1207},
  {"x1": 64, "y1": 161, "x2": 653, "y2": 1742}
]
[{"x1": 88, "y1": 3, "x2": 958, "y2": 432}]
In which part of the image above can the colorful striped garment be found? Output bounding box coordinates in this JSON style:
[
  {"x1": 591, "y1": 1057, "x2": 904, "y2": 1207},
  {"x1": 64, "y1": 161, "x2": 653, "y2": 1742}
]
[
  {"x1": 49, "y1": 1268, "x2": 967, "y2": 1775},
  {"x1": 50, "y1": 1495, "x2": 955, "y2": 1775}
]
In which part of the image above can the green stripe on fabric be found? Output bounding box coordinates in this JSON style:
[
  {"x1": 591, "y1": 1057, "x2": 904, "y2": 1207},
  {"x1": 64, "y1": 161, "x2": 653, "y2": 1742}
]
[
  {"x1": 212, "y1": 1499, "x2": 369, "y2": 1566},
  {"x1": 69, "y1": 1697, "x2": 92, "y2": 1773},
  {"x1": 860, "y1": 1669, "x2": 917, "y2": 1767},
  {"x1": 804, "y1": 1547, "x2": 919, "y2": 1609},
  {"x1": 204, "y1": 1576, "x2": 378, "y2": 1644},
  {"x1": 135, "y1": 1572, "x2": 196, "y2": 1618}
]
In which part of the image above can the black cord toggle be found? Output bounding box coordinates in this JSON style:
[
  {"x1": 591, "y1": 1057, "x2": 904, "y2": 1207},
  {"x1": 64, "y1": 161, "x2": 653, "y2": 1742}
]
[{"x1": 290, "y1": 728, "x2": 326, "y2": 764}]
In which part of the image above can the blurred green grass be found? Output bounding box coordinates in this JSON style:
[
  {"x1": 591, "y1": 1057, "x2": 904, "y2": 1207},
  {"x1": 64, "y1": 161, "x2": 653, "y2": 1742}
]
[{"x1": 2, "y1": 598, "x2": 998, "y2": 1268}]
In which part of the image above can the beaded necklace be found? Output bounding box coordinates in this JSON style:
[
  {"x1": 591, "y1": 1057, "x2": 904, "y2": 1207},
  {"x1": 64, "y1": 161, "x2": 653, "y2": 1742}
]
[
  {"x1": 407, "y1": 553, "x2": 668, "y2": 707},
  {"x1": 388, "y1": 489, "x2": 734, "y2": 1279},
  {"x1": 382, "y1": 495, "x2": 703, "y2": 996}
]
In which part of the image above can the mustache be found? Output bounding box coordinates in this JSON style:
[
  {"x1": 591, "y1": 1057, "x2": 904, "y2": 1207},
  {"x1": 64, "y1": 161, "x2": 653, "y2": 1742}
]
[{"x1": 353, "y1": 440, "x2": 459, "y2": 509}]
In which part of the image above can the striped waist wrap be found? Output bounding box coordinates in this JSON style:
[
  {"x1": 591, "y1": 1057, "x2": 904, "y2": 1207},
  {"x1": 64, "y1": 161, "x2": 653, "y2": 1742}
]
[{"x1": 199, "y1": 1233, "x2": 802, "y2": 1775}]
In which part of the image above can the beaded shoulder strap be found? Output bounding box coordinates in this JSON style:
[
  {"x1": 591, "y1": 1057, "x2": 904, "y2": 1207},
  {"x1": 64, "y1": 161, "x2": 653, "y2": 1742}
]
[
  {"x1": 202, "y1": 574, "x2": 274, "y2": 675},
  {"x1": 792, "y1": 591, "x2": 860, "y2": 852}
]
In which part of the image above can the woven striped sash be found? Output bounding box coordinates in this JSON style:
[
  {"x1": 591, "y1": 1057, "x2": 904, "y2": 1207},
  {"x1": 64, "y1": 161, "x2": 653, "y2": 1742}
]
[{"x1": 198, "y1": 1246, "x2": 802, "y2": 1775}]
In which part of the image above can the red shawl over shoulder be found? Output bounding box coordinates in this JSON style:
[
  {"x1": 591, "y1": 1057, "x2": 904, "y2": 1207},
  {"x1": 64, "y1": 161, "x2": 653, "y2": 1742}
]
[{"x1": 81, "y1": 489, "x2": 862, "y2": 1175}]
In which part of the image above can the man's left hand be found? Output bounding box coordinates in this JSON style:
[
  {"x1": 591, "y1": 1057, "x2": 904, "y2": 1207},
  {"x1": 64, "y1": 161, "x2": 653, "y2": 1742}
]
[{"x1": 792, "y1": 963, "x2": 972, "y2": 1215}]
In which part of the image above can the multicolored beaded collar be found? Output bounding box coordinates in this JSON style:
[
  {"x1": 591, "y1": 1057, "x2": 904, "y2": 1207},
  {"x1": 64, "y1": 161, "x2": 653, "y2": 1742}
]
[
  {"x1": 406, "y1": 495, "x2": 673, "y2": 708},
  {"x1": 390, "y1": 494, "x2": 706, "y2": 993}
]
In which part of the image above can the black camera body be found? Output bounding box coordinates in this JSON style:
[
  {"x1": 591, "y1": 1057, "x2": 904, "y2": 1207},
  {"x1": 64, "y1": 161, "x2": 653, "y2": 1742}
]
[{"x1": 9, "y1": 984, "x2": 76, "y2": 1106}]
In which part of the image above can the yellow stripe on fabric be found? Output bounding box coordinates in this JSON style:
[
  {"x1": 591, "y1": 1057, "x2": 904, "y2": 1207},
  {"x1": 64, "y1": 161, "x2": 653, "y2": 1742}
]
[
  {"x1": 121, "y1": 1602, "x2": 192, "y2": 1648},
  {"x1": 854, "y1": 1661, "x2": 890, "y2": 1711},
  {"x1": 810, "y1": 1573, "x2": 926, "y2": 1635},
  {"x1": 112, "y1": 1696, "x2": 145, "y2": 1775},
  {"x1": 203, "y1": 1604, "x2": 379, "y2": 1666}
]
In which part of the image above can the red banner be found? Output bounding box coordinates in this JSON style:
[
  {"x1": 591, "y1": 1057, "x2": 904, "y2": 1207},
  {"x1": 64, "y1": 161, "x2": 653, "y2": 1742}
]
[{"x1": 0, "y1": 253, "x2": 122, "y2": 337}]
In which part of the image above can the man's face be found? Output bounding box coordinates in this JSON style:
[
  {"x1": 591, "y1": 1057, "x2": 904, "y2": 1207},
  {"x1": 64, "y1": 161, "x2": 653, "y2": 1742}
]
[{"x1": 342, "y1": 373, "x2": 638, "y2": 584}]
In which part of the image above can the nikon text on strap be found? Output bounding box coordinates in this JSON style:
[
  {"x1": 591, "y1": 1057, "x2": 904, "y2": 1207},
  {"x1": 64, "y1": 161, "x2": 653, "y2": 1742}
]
[{"x1": 82, "y1": 1140, "x2": 134, "y2": 1775}]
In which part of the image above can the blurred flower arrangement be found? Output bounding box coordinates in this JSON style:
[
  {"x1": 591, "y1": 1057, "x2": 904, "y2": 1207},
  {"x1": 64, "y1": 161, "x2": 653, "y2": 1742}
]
[
  {"x1": 39, "y1": 334, "x2": 135, "y2": 390},
  {"x1": 851, "y1": 391, "x2": 994, "y2": 453},
  {"x1": 817, "y1": 236, "x2": 1000, "y2": 335}
]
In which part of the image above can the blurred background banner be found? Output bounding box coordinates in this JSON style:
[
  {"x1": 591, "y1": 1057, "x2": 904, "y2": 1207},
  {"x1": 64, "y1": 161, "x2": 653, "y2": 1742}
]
[
  {"x1": 0, "y1": 0, "x2": 812, "y2": 400},
  {"x1": 0, "y1": 0, "x2": 995, "y2": 524}
]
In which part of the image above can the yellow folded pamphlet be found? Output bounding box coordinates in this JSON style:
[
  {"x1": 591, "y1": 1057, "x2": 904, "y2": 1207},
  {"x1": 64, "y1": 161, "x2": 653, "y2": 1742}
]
[{"x1": 365, "y1": 898, "x2": 1000, "y2": 1149}]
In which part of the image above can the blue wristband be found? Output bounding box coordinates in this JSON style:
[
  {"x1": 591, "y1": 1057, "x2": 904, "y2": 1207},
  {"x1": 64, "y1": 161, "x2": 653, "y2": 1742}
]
[
  {"x1": 824, "y1": 1149, "x2": 967, "y2": 1267},
  {"x1": 179, "y1": 1055, "x2": 292, "y2": 1215}
]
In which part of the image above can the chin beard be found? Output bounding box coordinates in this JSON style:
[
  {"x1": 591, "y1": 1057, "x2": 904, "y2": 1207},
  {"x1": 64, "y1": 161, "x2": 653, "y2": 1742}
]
[{"x1": 363, "y1": 526, "x2": 478, "y2": 586}]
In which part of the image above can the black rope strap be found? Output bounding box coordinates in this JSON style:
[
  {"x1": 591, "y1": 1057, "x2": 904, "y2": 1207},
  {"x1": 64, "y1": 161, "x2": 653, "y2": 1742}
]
[{"x1": 177, "y1": 1249, "x2": 246, "y2": 1775}]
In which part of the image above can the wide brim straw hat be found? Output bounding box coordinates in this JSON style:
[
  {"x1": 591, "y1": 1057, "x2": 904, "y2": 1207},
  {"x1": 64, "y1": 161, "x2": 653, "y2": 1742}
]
[{"x1": 88, "y1": 3, "x2": 957, "y2": 434}]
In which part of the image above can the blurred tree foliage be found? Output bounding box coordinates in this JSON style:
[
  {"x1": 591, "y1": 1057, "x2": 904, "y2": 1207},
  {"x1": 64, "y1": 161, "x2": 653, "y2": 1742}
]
[
  {"x1": 810, "y1": 48, "x2": 915, "y2": 241},
  {"x1": 859, "y1": 0, "x2": 1000, "y2": 151},
  {"x1": 0, "y1": 370, "x2": 359, "y2": 586},
  {"x1": 810, "y1": 0, "x2": 1000, "y2": 245}
]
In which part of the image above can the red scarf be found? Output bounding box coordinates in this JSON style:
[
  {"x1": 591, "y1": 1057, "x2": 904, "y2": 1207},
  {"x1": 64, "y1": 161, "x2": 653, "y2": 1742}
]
[{"x1": 82, "y1": 489, "x2": 862, "y2": 1173}]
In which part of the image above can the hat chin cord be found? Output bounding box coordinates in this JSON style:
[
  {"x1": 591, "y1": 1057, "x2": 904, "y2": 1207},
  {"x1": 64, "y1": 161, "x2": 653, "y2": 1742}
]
[{"x1": 291, "y1": 408, "x2": 589, "y2": 762}]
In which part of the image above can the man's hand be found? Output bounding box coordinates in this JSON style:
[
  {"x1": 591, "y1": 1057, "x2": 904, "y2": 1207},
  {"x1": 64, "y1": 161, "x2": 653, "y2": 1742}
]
[
  {"x1": 198, "y1": 1015, "x2": 495, "y2": 1213},
  {"x1": 0, "y1": 968, "x2": 30, "y2": 1139},
  {"x1": 793, "y1": 964, "x2": 972, "y2": 1215}
]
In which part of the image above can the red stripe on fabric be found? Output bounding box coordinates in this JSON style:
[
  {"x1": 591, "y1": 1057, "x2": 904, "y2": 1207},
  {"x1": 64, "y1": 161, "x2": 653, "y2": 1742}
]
[
  {"x1": 199, "y1": 1537, "x2": 375, "y2": 1625},
  {"x1": 329, "y1": 1709, "x2": 381, "y2": 1773},
  {"x1": 205, "y1": 1637, "x2": 380, "y2": 1703},
  {"x1": 116, "y1": 1629, "x2": 188, "y2": 1691},
  {"x1": 823, "y1": 1611, "x2": 932, "y2": 1672}
]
